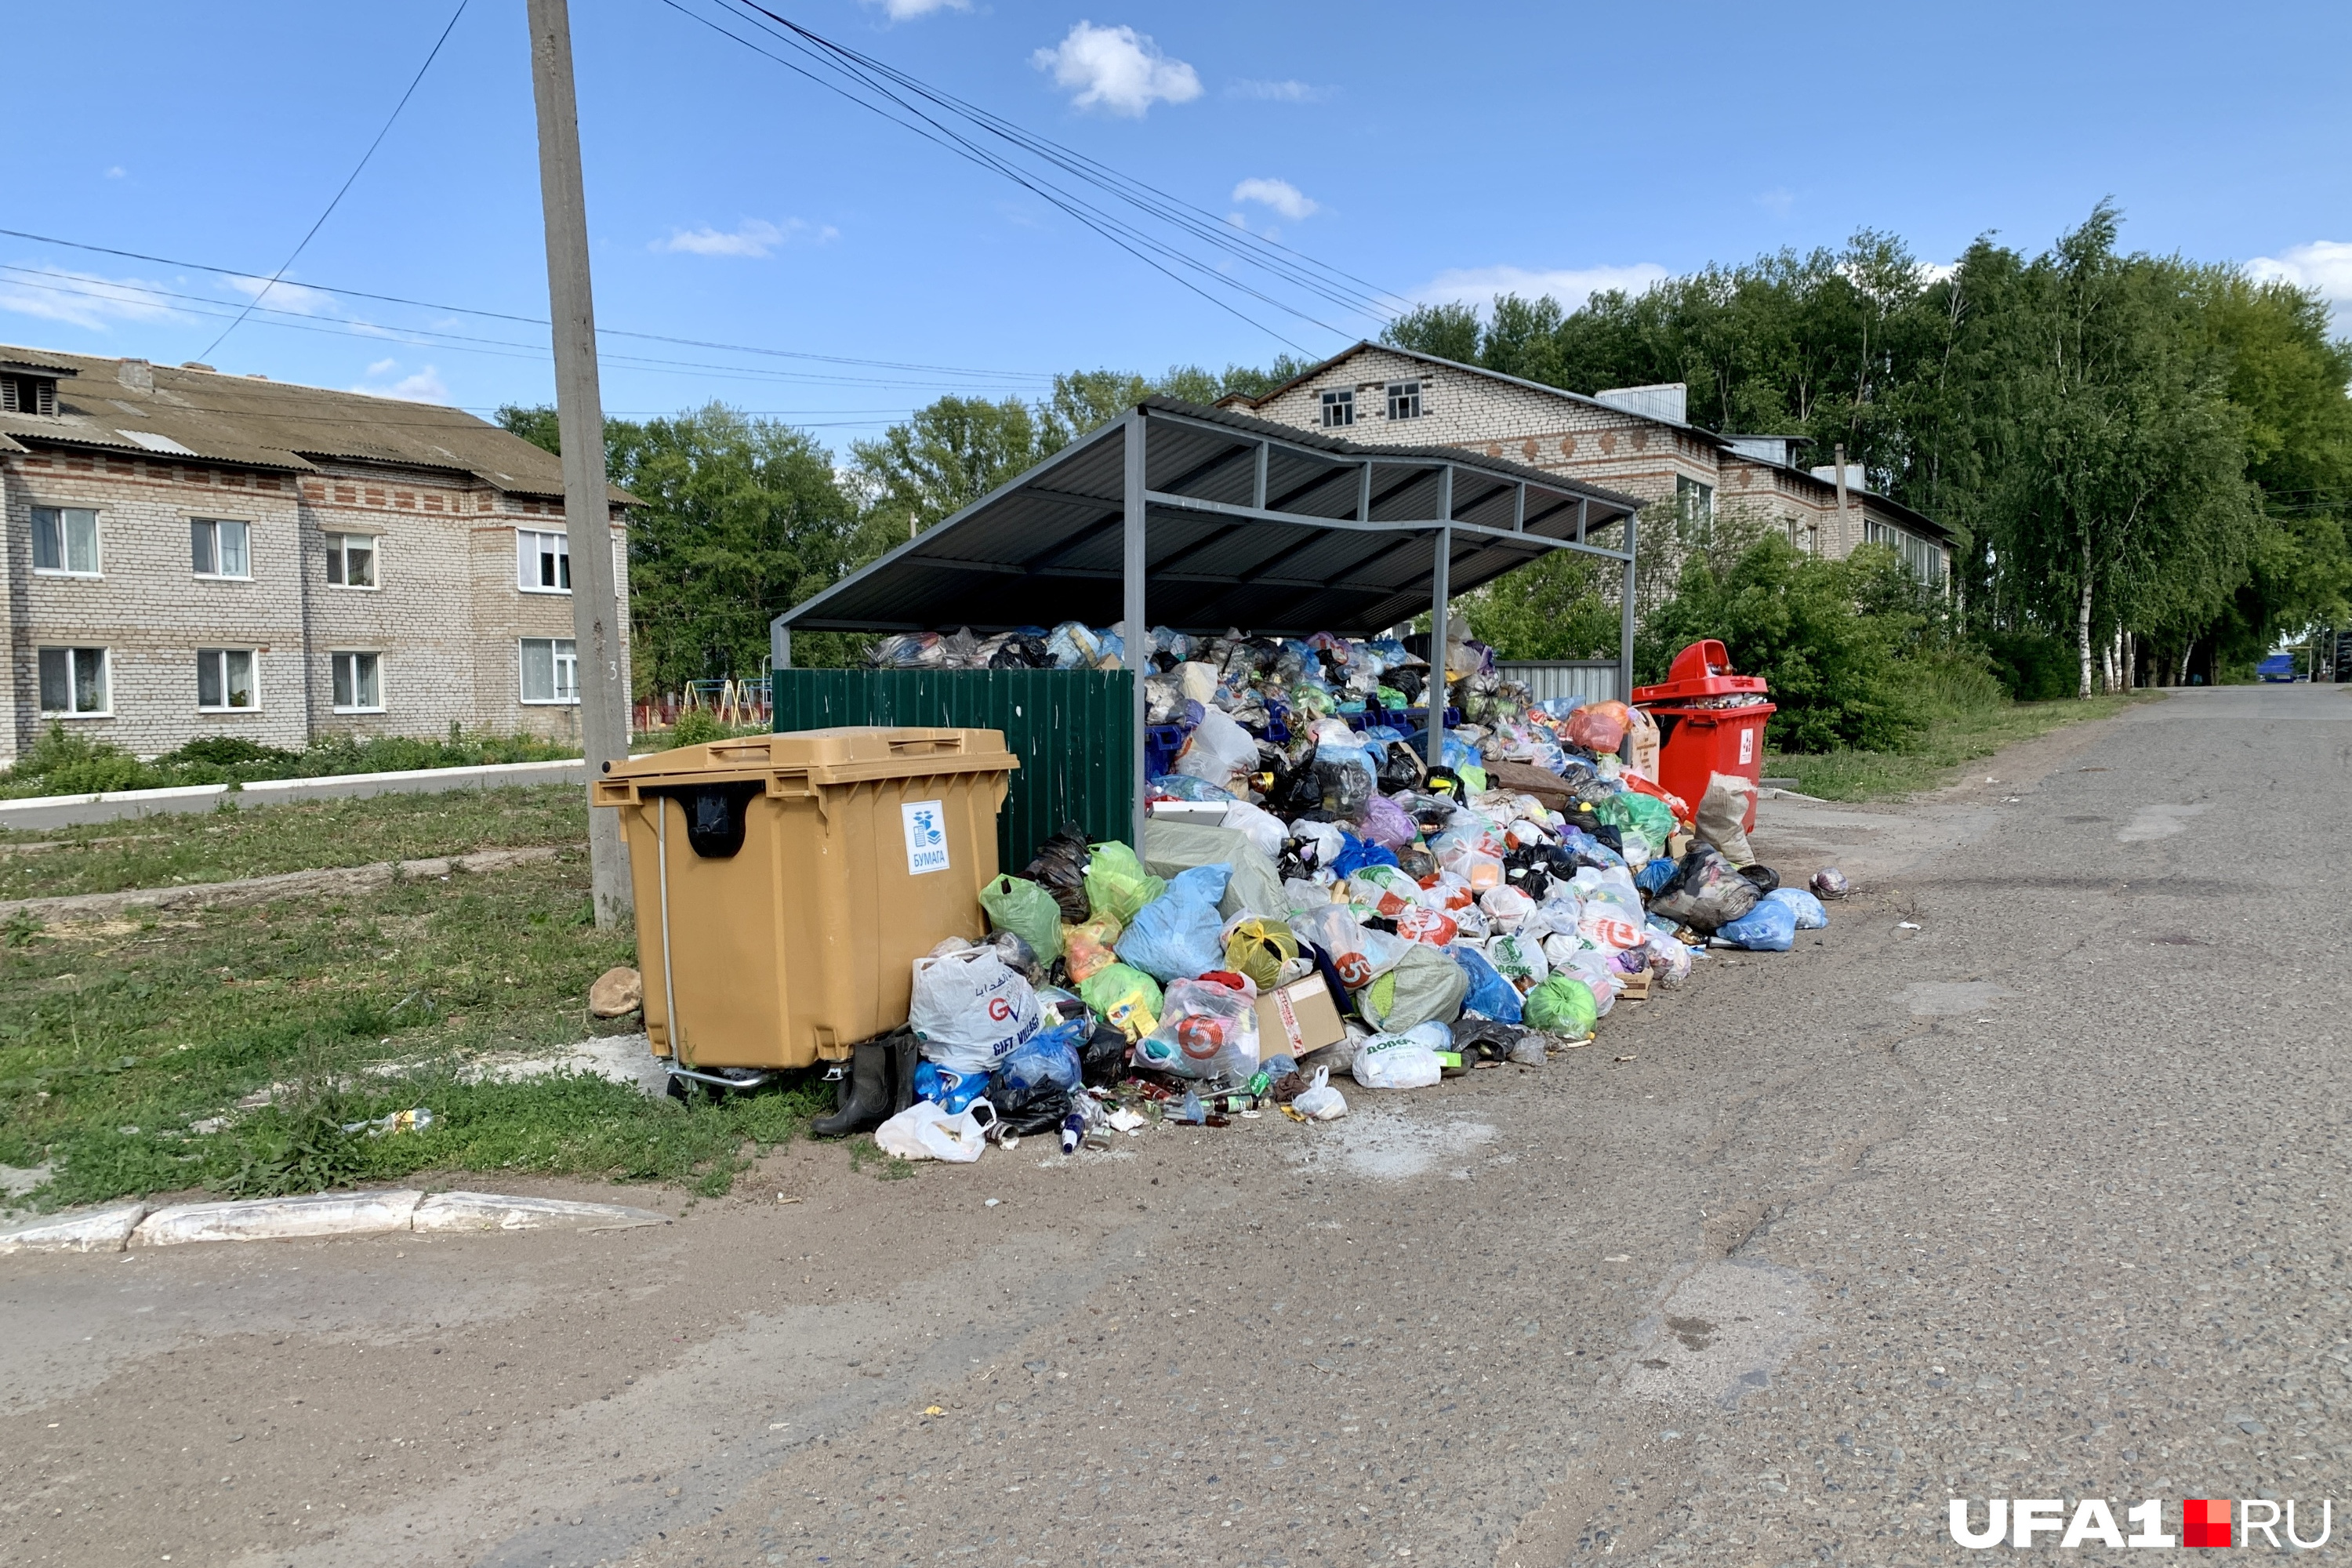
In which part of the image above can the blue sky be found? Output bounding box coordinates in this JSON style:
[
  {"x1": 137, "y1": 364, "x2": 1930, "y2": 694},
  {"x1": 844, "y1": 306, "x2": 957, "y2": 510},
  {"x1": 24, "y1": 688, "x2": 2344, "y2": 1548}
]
[{"x1": 6, "y1": 0, "x2": 2347, "y2": 445}]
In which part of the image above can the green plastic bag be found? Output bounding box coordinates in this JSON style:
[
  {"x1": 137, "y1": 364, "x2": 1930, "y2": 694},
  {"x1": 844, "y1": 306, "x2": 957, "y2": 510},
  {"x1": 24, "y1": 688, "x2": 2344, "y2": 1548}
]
[
  {"x1": 1080, "y1": 961, "x2": 1163, "y2": 1043},
  {"x1": 1619, "y1": 791, "x2": 1676, "y2": 846},
  {"x1": 1084, "y1": 840, "x2": 1167, "y2": 925},
  {"x1": 1356, "y1": 942, "x2": 1468, "y2": 1032},
  {"x1": 979, "y1": 873, "x2": 1063, "y2": 962},
  {"x1": 1224, "y1": 917, "x2": 1300, "y2": 992},
  {"x1": 1523, "y1": 975, "x2": 1598, "y2": 1038}
]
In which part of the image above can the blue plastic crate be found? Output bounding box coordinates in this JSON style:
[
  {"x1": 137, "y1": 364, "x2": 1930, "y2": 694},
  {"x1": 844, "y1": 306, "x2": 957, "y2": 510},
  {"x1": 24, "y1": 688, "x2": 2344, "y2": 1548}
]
[{"x1": 1145, "y1": 723, "x2": 1189, "y2": 779}]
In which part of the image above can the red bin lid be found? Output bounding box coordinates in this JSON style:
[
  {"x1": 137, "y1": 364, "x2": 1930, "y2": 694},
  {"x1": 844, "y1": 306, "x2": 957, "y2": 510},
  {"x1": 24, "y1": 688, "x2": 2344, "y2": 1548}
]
[{"x1": 1631, "y1": 638, "x2": 1769, "y2": 704}]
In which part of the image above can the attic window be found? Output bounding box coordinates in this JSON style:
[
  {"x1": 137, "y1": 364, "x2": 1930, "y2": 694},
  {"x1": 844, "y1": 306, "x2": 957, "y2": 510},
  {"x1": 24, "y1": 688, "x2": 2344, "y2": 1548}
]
[
  {"x1": 2, "y1": 374, "x2": 58, "y2": 416},
  {"x1": 1319, "y1": 388, "x2": 1356, "y2": 428}
]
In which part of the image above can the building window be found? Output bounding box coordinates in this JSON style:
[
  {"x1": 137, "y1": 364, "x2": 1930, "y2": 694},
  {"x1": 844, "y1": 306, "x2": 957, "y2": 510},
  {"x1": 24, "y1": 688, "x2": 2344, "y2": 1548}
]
[
  {"x1": 32, "y1": 507, "x2": 100, "y2": 575},
  {"x1": 332, "y1": 652, "x2": 383, "y2": 713},
  {"x1": 519, "y1": 637, "x2": 579, "y2": 704},
  {"x1": 325, "y1": 532, "x2": 376, "y2": 588},
  {"x1": 38, "y1": 648, "x2": 109, "y2": 717},
  {"x1": 195, "y1": 648, "x2": 259, "y2": 711},
  {"x1": 1676, "y1": 476, "x2": 1715, "y2": 524},
  {"x1": 191, "y1": 517, "x2": 251, "y2": 579},
  {"x1": 518, "y1": 528, "x2": 572, "y2": 592},
  {"x1": 1, "y1": 374, "x2": 58, "y2": 416},
  {"x1": 1385, "y1": 381, "x2": 1422, "y2": 421},
  {"x1": 1319, "y1": 388, "x2": 1356, "y2": 428},
  {"x1": 1866, "y1": 519, "x2": 1946, "y2": 586}
]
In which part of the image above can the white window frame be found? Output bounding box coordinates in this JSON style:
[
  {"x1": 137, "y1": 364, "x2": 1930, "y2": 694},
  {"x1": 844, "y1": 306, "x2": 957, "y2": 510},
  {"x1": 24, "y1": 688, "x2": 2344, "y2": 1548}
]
[
  {"x1": 518, "y1": 637, "x2": 579, "y2": 705},
  {"x1": 517, "y1": 528, "x2": 572, "y2": 594},
  {"x1": 325, "y1": 532, "x2": 378, "y2": 590},
  {"x1": 1676, "y1": 475, "x2": 1715, "y2": 523},
  {"x1": 31, "y1": 506, "x2": 100, "y2": 577},
  {"x1": 37, "y1": 646, "x2": 111, "y2": 718},
  {"x1": 1385, "y1": 380, "x2": 1422, "y2": 421},
  {"x1": 195, "y1": 648, "x2": 260, "y2": 712},
  {"x1": 331, "y1": 651, "x2": 383, "y2": 713},
  {"x1": 191, "y1": 517, "x2": 252, "y2": 580},
  {"x1": 1319, "y1": 388, "x2": 1356, "y2": 429}
]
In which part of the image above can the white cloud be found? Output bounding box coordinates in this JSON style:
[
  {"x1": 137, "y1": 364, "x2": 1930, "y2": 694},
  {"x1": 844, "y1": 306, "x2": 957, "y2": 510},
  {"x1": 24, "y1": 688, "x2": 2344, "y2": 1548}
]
[
  {"x1": 224, "y1": 274, "x2": 340, "y2": 316},
  {"x1": 1228, "y1": 78, "x2": 1330, "y2": 103},
  {"x1": 350, "y1": 361, "x2": 449, "y2": 403},
  {"x1": 863, "y1": 0, "x2": 968, "y2": 16},
  {"x1": 1756, "y1": 187, "x2": 1795, "y2": 219},
  {"x1": 1032, "y1": 22, "x2": 1201, "y2": 118},
  {"x1": 2247, "y1": 240, "x2": 2352, "y2": 304},
  {"x1": 104, "y1": 165, "x2": 127, "y2": 180},
  {"x1": 1410, "y1": 263, "x2": 1671, "y2": 313},
  {"x1": 0, "y1": 265, "x2": 183, "y2": 330},
  {"x1": 653, "y1": 218, "x2": 837, "y2": 257},
  {"x1": 1232, "y1": 177, "x2": 1318, "y2": 222}
]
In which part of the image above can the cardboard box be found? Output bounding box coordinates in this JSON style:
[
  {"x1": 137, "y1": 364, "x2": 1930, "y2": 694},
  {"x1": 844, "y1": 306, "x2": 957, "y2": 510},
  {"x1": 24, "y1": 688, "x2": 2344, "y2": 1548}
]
[{"x1": 1254, "y1": 975, "x2": 1345, "y2": 1058}]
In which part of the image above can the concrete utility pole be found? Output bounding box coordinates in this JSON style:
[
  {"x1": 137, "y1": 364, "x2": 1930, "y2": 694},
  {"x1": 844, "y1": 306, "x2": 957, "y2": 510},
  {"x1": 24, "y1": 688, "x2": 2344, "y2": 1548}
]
[{"x1": 527, "y1": 0, "x2": 633, "y2": 926}]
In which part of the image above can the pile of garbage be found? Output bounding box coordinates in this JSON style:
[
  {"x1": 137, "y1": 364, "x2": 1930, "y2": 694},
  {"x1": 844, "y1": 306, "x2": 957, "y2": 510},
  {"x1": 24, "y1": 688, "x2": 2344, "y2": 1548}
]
[{"x1": 868, "y1": 624, "x2": 1848, "y2": 1164}]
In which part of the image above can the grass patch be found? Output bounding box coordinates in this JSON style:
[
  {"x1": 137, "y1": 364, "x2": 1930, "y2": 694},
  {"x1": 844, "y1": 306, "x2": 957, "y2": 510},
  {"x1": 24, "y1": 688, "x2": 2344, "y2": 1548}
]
[
  {"x1": 0, "y1": 784, "x2": 588, "y2": 902},
  {"x1": 0, "y1": 849, "x2": 823, "y2": 1207},
  {"x1": 1769, "y1": 689, "x2": 2164, "y2": 801},
  {"x1": 0, "y1": 723, "x2": 579, "y2": 800}
]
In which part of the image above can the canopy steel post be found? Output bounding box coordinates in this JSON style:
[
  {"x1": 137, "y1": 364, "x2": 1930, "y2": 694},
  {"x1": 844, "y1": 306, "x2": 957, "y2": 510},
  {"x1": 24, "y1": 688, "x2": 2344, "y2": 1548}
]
[
  {"x1": 1427, "y1": 524, "x2": 1451, "y2": 765},
  {"x1": 1252, "y1": 439, "x2": 1269, "y2": 510},
  {"x1": 1617, "y1": 506, "x2": 1639, "y2": 702},
  {"x1": 771, "y1": 625, "x2": 790, "y2": 671},
  {"x1": 1123, "y1": 411, "x2": 1149, "y2": 851}
]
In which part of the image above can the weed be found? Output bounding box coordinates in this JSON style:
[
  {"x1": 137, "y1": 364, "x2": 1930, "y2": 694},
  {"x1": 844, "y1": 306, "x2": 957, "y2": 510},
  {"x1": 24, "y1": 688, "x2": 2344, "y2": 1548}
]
[{"x1": 844, "y1": 1134, "x2": 916, "y2": 1181}]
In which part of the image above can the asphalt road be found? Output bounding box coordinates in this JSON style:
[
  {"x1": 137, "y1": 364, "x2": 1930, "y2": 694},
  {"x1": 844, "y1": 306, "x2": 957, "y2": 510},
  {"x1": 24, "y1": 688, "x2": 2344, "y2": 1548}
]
[{"x1": 4, "y1": 684, "x2": 2346, "y2": 1566}]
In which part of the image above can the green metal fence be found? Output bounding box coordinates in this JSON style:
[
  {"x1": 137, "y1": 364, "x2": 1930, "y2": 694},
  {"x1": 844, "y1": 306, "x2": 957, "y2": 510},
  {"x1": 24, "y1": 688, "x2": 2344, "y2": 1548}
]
[{"x1": 771, "y1": 668, "x2": 1134, "y2": 871}]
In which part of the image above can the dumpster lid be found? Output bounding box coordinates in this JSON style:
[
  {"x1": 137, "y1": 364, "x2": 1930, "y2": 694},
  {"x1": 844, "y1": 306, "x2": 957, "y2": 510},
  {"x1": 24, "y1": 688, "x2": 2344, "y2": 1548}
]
[
  {"x1": 1631, "y1": 639, "x2": 1768, "y2": 704},
  {"x1": 600, "y1": 728, "x2": 1020, "y2": 790}
]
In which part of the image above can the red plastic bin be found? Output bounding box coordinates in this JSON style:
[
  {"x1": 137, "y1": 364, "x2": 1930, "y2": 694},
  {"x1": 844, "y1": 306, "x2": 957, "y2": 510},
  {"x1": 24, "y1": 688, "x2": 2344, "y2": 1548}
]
[{"x1": 1632, "y1": 640, "x2": 1775, "y2": 834}]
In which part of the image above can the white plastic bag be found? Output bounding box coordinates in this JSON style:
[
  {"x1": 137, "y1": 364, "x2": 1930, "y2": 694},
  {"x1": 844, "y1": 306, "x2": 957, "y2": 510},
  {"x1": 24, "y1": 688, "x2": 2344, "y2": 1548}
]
[
  {"x1": 909, "y1": 948, "x2": 1044, "y2": 1075},
  {"x1": 1479, "y1": 884, "x2": 1535, "y2": 931},
  {"x1": 874, "y1": 1099, "x2": 996, "y2": 1163},
  {"x1": 1132, "y1": 978, "x2": 1261, "y2": 1080},
  {"x1": 1175, "y1": 707, "x2": 1260, "y2": 794},
  {"x1": 1221, "y1": 800, "x2": 1287, "y2": 859},
  {"x1": 1351, "y1": 1031, "x2": 1443, "y2": 1090},
  {"x1": 1291, "y1": 1065, "x2": 1348, "y2": 1120}
]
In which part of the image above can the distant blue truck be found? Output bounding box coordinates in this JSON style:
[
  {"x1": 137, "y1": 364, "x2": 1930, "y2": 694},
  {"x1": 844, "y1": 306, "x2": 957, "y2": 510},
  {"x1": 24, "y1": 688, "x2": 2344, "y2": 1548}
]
[{"x1": 2258, "y1": 652, "x2": 2300, "y2": 682}]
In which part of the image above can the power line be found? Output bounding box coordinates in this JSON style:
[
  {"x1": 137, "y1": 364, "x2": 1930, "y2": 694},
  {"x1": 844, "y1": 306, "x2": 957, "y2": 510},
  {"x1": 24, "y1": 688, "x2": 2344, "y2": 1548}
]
[
  {"x1": 199, "y1": 0, "x2": 472, "y2": 361},
  {"x1": 0, "y1": 227, "x2": 1055, "y2": 383}
]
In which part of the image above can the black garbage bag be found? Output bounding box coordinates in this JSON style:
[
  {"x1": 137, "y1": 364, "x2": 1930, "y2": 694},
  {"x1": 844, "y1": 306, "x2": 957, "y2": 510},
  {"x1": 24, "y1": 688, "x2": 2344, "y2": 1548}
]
[
  {"x1": 1423, "y1": 765, "x2": 1465, "y2": 798},
  {"x1": 1315, "y1": 757, "x2": 1371, "y2": 818},
  {"x1": 1647, "y1": 844, "x2": 1762, "y2": 933},
  {"x1": 1737, "y1": 864, "x2": 1780, "y2": 895},
  {"x1": 986, "y1": 1083, "x2": 1076, "y2": 1138},
  {"x1": 1023, "y1": 821, "x2": 1093, "y2": 924},
  {"x1": 1395, "y1": 844, "x2": 1439, "y2": 883},
  {"x1": 1078, "y1": 1022, "x2": 1130, "y2": 1088},
  {"x1": 988, "y1": 633, "x2": 1051, "y2": 669},
  {"x1": 1454, "y1": 1019, "x2": 1526, "y2": 1063},
  {"x1": 1377, "y1": 745, "x2": 1426, "y2": 794},
  {"x1": 1391, "y1": 667, "x2": 1426, "y2": 706}
]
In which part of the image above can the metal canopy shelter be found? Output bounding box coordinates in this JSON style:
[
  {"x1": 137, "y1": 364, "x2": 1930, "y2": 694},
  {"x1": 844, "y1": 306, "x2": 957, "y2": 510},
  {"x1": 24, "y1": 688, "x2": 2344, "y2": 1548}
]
[{"x1": 773, "y1": 396, "x2": 1642, "y2": 848}]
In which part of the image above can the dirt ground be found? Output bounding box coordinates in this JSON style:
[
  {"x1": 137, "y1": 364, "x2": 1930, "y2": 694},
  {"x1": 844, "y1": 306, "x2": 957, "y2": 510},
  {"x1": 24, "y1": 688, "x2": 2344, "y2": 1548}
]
[{"x1": 5, "y1": 686, "x2": 2344, "y2": 1566}]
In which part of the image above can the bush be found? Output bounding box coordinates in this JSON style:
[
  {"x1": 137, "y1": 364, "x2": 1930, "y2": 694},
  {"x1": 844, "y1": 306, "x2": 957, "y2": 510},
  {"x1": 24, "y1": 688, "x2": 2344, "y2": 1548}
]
[
  {"x1": 1974, "y1": 630, "x2": 2077, "y2": 702},
  {"x1": 666, "y1": 708, "x2": 728, "y2": 749},
  {"x1": 1641, "y1": 534, "x2": 1926, "y2": 753},
  {"x1": 2, "y1": 724, "x2": 162, "y2": 794},
  {"x1": 0, "y1": 724, "x2": 579, "y2": 800}
]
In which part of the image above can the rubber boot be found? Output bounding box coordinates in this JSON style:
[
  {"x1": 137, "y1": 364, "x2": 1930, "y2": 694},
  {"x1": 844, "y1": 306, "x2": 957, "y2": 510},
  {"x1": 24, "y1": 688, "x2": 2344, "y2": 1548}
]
[
  {"x1": 811, "y1": 1042, "x2": 889, "y2": 1138},
  {"x1": 886, "y1": 1031, "x2": 919, "y2": 1117}
]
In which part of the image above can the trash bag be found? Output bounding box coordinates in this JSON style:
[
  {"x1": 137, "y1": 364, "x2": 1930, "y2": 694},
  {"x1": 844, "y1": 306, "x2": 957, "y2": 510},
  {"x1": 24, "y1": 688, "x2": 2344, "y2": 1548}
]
[
  {"x1": 1646, "y1": 844, "x2": 1762, "y2": 933},
  {"x1": 1024, "y1": 822, "x2": 1094, "y2": 924},
  {"x1": 1455, "y1": 1018, "x2": 1526, "y2": 1062},
  {"x1": 1348, "y1": 863, "x2": 1423, "y2": 918},
  {"x1": 1291, "y1": 1065, "x2": 1348, "y2": 1120},
  {"x1": 1078, "y1": 1022, "x2": 1130, "y2": 1087},
  {"x1": 1351, "y1": 1031, "x2": 1443, "y2": 1090},
  {"x1": 1395, "y1": 843, "x2": 1439, "y2": 883},
  {"x1": 909, "y1": 947, "x2": 1045, "y2": 1075},
  {"x1": 1356, "y1": 942, "x2": 1468, "y2": 1032},
  {"x1": 1566, "y1": 700, "x2": 1632, "y2": 754},
  {"x1": 1079, "y1": 962, "x2": 1163, "y2": 1042},
  {"x1": 1738, "y1": 863, "x2": 1780, "y2": 895},
  {"x1": 1176, "y1": 706, "x2": 1261, "y2": 795},
  {"x1": 1377, "y1": 742, "x2": 1426, "y2": 794},
  {"x1": 1142, "y1": 820, "x2": 1288, "y2": 924},
  {"x1": 1479, "y1": 884, "x2": 1535, "y2": 931},
  {"x1": 1061, "y1": 913, "x2": 1123, "y2": 982},
  {"x1": 1084, "y1": 841, "x2": 1167, "y2": 925},
  {"x1": 1811, "y1": 866, "x2": 1852, "y2": 899},
  {"x1": 1149, "y1": 772, "x2": 1236, "y2": 804},
  {"x1": 1620, "y1": 790, "x2": 1676, "y2": 848},
  {"x1": 1394, "y1": 904, "x2": 1459, "y2": 946},
  {"x1": 1717, "y1": 895, "x2": 1797, "y2": 952},
  {"x1": 1329, "y1": 833, "x2": 1401, "y2": 880},
  {"x1": 1221, "y1": 800, "x2": 1287, "y2": 859},
  {"x1": 980, "y1": 873, "x2": 1064, "y2": 963},
  {"x1": 1133, "y1": 978, "x2": 1261, "y2": 1080},
  {"x1": 1115, "y1": 866, "x2": 1229, "y2": 982},
  {"x1": 1522, "y1": 975, "x2": 1598, "y2": 1038},
  {"x1": 1291, "y1": 902, "x2": 1410, "y2": 991},
  {"x1": 1314, "y1": 757, "x2": 1373, "y2": 818},
  {"x1": 1635, "y1": 855, "x2": 1677, "y2": 897},
  {"x1": 1223, "y1": 917, "x2": 1300, "y2": 992},
  {"x1": 913, "y1": 1057, "x2": 991, "y2": 1113},
  {"x1": 992, "y1": 1020, "x2": 1083, "y2": 1102},
  {"x1": 1576, "y1": 900, "x2": 1649, "y2": 952},
  {"x1": 1762, "y1": 886, "x2": 1828, "y2": 930},
  {"x1": 981, "y1": 929, "x2": 1044, "y2": 985},
  {"x1": 1452, "y1": 945, "x2": 1523, "y2": 1023},
  {"x1": 1486, "y1": 932, "x2": 1549, "y2": 989},
  {"x1": 1644, "y1": 931, "x2": 1694, "y2": 985},
  {"x1": 1695, "y1": 773, "x2": 1757, "y2": 866},
  {"x1": 1359, "y1": 793, "x2": 1417, "y2": 850},
  {"x1": 875, "y1": 1098, "x2": 996, "y2": 1162}
]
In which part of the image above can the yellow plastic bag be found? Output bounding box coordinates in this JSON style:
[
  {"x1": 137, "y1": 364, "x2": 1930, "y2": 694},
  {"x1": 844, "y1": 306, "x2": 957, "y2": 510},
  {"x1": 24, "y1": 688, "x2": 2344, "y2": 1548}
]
[
  {"x1": 1079, "y1": 962, "x2": 1163, "y2": 1043},
  {"x1": 1083, "y1": 841, "x2": 1166, "y2": 924},
  {"x1": 1223, "y1": 917, "x2": 1300, "y2": 992},
  {"x1": 1062, "y1": 913, "x2": 1124, "y2": 983}
]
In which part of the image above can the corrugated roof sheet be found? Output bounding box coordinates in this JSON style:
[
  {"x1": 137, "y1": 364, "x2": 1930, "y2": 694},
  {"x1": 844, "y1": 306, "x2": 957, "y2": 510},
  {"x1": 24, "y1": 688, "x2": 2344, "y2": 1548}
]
[
  {"x1": 778, "y1": 397, "x2": 1642, "y2": 638},
  {"x1": 0, "y1": 343, "x2": 630, "y2": 503}
]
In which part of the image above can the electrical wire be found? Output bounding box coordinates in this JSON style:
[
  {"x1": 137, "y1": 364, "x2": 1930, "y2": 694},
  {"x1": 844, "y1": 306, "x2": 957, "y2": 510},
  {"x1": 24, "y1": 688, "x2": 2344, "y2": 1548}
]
[{"x1": 198, "y1": 0, "x2": 472, "y2": 361}]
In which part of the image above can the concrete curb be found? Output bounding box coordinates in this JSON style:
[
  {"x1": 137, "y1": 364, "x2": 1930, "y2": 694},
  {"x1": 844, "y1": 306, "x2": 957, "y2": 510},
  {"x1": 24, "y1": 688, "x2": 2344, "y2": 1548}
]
[
  {"x1": 0, "y1": 757, "x2": 592, "y2": 831},
  {"x1": 0, "y1": 1189, "x2": 670, "y2": 1255},
  {"x1": 0, "y1": 846, "x2": 562, "y2": 922}
]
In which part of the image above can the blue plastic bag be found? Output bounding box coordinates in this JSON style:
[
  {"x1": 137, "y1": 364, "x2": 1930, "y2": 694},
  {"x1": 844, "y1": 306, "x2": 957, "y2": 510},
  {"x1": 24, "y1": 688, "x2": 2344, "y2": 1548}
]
[
  {"x1": 1452, "y1": 945, "x2": 1523, "y2": 1023},
  {"x1": 1116, "y1": 865, "x2": 1231, "y2": 982},
  {"x1": 1328, "y1": 833, "x2": 1400, "y2": 879},
  {"x1": 1635, "y1": 856, "x2": 1677, "y2": 897},
  {"x1": 1717, "y1": 896, "x2": 1797, "y2": 952},
  {"x1": 1762, "y1": 887, "x2": 1829, "y2": 929},
  {"x1": 913, "y1": 1059, "x2": 991, "y2": 1113},
  {"x1": 992, "y1": 1019, "x2": 1084, "y2": 1101}
]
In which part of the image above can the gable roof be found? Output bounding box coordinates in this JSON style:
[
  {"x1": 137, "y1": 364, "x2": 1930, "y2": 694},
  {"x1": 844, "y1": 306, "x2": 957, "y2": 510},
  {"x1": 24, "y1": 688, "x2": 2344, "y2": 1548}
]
[
  {"x1": 1232, "y1": 339, "x2": 1953, "y2": 543},
  {"x1": 0, "y1": 343, "x2": 630, "y2": 503}
]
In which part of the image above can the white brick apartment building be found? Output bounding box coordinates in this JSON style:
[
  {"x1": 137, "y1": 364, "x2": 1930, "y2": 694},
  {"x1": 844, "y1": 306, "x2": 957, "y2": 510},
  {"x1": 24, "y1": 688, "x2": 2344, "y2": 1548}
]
[
  {"x1": 0, "y1": 347, "x2": 630, "y2": 763},
  {"x1": 1224, "y1": 342, "x2": 1955, "y2": 585}
]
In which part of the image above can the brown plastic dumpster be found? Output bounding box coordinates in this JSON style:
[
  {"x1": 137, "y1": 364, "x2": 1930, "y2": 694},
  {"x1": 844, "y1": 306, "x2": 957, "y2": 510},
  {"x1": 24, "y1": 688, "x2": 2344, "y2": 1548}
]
[{"x1": 591, "y1": 728, "x2": 1019, "y2": 1074}]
